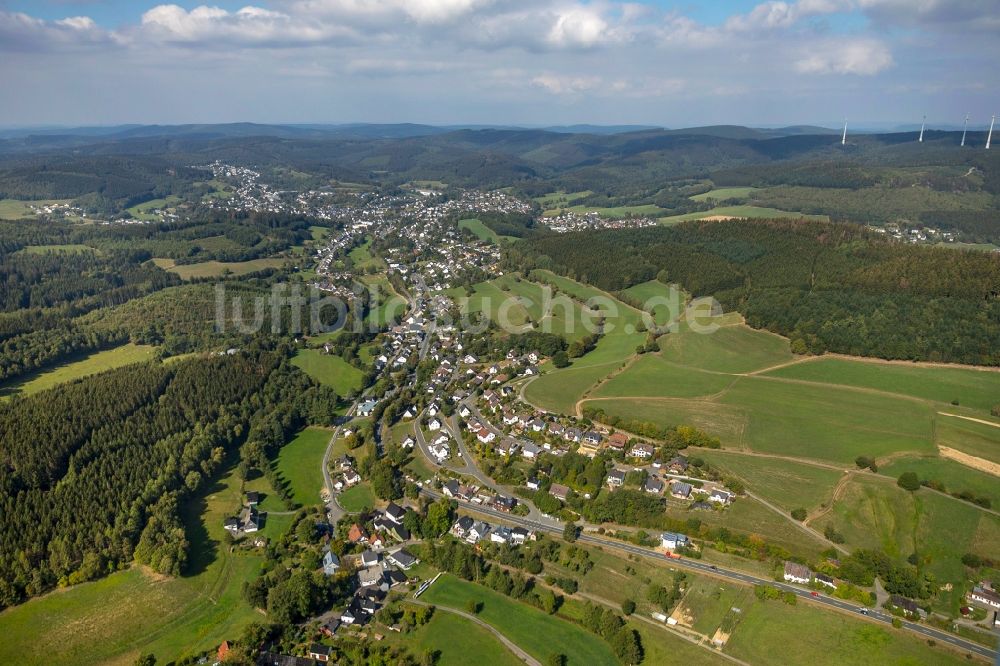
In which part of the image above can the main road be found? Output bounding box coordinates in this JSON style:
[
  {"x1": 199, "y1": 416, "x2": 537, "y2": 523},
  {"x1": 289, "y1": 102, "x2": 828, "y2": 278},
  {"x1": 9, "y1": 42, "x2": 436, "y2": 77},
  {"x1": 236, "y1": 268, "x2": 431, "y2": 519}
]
[{"x1": 420, "y1": 488, "x2": 997, "y2": 662}]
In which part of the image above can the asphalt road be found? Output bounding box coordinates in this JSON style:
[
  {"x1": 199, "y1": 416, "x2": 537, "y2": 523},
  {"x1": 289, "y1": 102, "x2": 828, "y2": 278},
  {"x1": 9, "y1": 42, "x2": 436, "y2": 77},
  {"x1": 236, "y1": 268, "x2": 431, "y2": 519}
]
[{"x1": 420, "y1": 488, "x2": 998, "y2": 662}]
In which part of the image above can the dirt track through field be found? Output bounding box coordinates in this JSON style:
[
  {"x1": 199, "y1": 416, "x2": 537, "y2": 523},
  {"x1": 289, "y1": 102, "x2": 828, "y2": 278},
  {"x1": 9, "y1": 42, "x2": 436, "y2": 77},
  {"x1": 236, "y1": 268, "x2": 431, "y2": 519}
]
[{"x1": 937, "y1": 446, "x2": 1000, "y2": 478}]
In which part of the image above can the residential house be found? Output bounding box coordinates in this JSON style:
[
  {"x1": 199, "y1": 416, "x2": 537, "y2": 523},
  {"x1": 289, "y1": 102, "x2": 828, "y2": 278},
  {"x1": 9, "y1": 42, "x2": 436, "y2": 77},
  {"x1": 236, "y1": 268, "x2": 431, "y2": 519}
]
[
  {"x1": 224, "y1": 517, "x2": 240, "y2": 533},
  {"x1": 606, "y1": 469, "x2": 626, "y2": 487},
  {"x1": 582, "y1": 431, "x2": 602, "y2": 447},
  {"x1": 628, "y1": 443, "x2": 654, "y2": 459},
  {"x1": 970, "y1": 586, "x2": 1000, "y2": 610},
  {"x1": 357, "y1": 400, "x2": 379, "y2": 417},
  {"x1": 428, "y1": 417, "x2": 443, "y2": 431},
  {"x1": 347, "y1": 523, "x2": 369, "y2": 544},
  {"x1": 322, "y1": 549, "x2": 341, "y2": 575},
  {"x1": 783, "y1": 561, "x2": 812, "y2": 585},
  {"x1": 668, "y1": 456, "x2": 688, "y2": 474},
  {"x1": 661, "y1": 532, "x2": 690, "y2": 550},
  {"x1": 466, "y1": 521, "x2": 491, "y2": 544},
  {"x1": 442, "y1": 479, "x2": 461, "y2": 498},
  {"x1": 246, "y1": 491, "x2": 260, "y2": 506},
  {"x1": 490, "y1": 526, "x2": 513, "y2": 544},
  {"x1": 549, "y1": 483, "x2": 570, "y2": 502},
  {"x1": 670, "y1": 482, "x2": 693, "y2": 499},
  {"x1": 521, "y1": 441, "x2": 541, "y2": 459},
  {"x1": 607, "y1": 432, "x2": 629, "y2": 451},
  {"x1": 451, "y1": 516, "x2": 475, "y2": 538},
  {"x1": 643, "y1": 477, "x2": 665, "y2": 494},
  {"x1": 386, "y1": 549, "x2": 418, "y2": 570},
  {"x1": 511, "y1": 527, "x2": 531, "y2": 545},
  {"x1": 358, "y1": 565, "x2": 384, "y2": 588},
  {"x1": 384, "y1": 502, "x2": 406, "y2": 525},
  {"x1": 564, "y1": 428, "x2": 582, "y2": 443},
  {"x1": 476, "y1": 428, "x2": 496, "y2": 444},
  {"x1": 495, "y1": 439, "x2": 519, "y2": 457},
  {"x1": 493, "y1": 495, "x2": 517, "y2": 512},
  {"x1": 360, "y1": 551, "x2": 380, "y2": 568},
  {"x1": 709, "y1": 489, "x2": 735, "y2": 505},
  {"x1": 308, "y1": 644, "x2": 332, "y2": 662},
  {"x1": 526, "y1": 477, "x2": 540, "y2": 491},
  {"x1": 814, "y1": 573, "x2": 837, "y2": 589}
]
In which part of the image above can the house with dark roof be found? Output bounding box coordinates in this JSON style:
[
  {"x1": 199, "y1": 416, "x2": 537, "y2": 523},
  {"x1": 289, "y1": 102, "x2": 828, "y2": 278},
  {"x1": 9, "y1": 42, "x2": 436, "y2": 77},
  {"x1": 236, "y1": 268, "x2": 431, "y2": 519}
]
[
  {"x1": 783, "y1": 561, "x2": 812, "y2": 585},
  {"x1": 386, "y1": 549, "x2": 418, "y2": 570},
  {"x1": 308, "y1": 644, "x2": 332, "y2": 662},
  {"x1": 384, "y1": 502, "x2": 406, "y2": 525}
]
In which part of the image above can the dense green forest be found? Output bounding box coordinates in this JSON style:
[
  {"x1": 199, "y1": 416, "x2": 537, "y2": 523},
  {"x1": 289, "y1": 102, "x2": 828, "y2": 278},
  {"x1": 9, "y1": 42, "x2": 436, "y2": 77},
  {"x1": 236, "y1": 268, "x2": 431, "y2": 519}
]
[
  {"x1": 0, "y1": 346, "x2": 338, "y2": 607},
  {"x1": 508, "y1": 219, "x2": 1000, "y2": 365}
]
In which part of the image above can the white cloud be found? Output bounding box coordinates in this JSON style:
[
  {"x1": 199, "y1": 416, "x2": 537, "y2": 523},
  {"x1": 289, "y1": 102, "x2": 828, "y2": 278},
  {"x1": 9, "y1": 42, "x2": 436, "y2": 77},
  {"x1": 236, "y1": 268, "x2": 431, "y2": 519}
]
[
  {"x1": 547, "y1": 7, "x2": 610, "y2": 48},
  {"x1": 0, "y1": 10, "x2": 115, "y2": 51},
  {"x1": 795, "y1": 38, "x2": 893, "y2": 75},
  {"x1": 137, "y1": 4, "x2": 356, "y2": 46}
]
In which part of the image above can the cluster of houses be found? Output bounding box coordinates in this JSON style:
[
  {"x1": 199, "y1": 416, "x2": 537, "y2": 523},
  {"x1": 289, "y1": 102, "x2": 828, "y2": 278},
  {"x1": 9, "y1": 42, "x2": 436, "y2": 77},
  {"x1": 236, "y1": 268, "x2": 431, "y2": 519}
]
[
  {"x1": 450, "y1": 515, "x2": 535, "y2": 546},
  {"x1": 606, "y1": 462, "x2": 735, "y2": 507},
  {"x1": 544, "y1": 210, "x2": 659, "y2": 234},
  {"x1": 330, "y1": 454, "x2": 362, "y2": 492},
  {"x1": 223, "y1": 492, "x2": 263, "y2": 536},
  {"x1": 441, "y1": 479, "x2": 518, "y2": 514},
  {"x1": 782, "y1": 561, "x2": 838, "y2": 591}
]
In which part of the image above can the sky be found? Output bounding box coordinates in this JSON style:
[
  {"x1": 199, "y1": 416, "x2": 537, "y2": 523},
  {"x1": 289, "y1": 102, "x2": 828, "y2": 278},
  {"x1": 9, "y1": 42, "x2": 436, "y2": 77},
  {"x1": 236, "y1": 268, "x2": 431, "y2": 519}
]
[{"x1": 0, "y1": 0, "x2": 997, "y2": 128}]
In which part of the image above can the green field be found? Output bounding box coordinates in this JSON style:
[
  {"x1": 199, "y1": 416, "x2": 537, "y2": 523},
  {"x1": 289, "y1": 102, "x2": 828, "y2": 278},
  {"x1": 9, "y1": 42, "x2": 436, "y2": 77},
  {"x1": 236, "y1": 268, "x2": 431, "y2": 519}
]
[
  {"x1": 590, "y1": 354, "x2": 735, "y2": 400},
  {"x1": 543, "y1": 203, "x2": 669, "y2": 218},
  {"x1": 338, "y1": 482, "x2": 376, "y2": 512},
  {"x1": 659, "y1": 321, "x2": 792, "y2": 374},
  {"x1": 658, "y1": 205, "x2": 828, "y2": 224},
  {"x1": 151, "y1": 257, "x2": 287, "y2": 279},
  {"x1": 348, "y1": 238, "x2": 384, "y2": 270},
  {"x1": 584, "y1": 372, "x2": 937, "y2": 464},
  {"x1": 763, "y1": 357, "x2": 1000, "y2": 414},
  {"x1": 689, "y1": 187, "x2": 759, "y2": 202},
  {"x1": 0, "y1": 462, "x2": 269, "y2": 665},
  {"x1": 0, "y1": 343, "x2": 157, "y2": 400},
  {"x1": 619, "y1": 279, "x2": 684, "y2": 326},
  {"x1": 420, "y1": 574, "x2": 618, "y2": 665},
  {"x1": 676, "y1": 576, "x2": 754, "y2": 637},
  {"x1": 698, "y1": 451, "x2": 845, "y2": 513},
  {"x1": 724, "y1": 594, "x2": 971, "y2": 665},
  {"x1": 291, "y1": 349, "x2": 365, "y2": 395},
  {"x1": 933, "y1": 415, "x2": 1000, "y2": 464},
  {"x1": 126, "y1": 195, "x2": 182, "y2": 221},
  {"x1": 0, "y1": 198, "x2": 72, "y2": 219},
  {"x1": 273, "y1": 427, "x2": 331, "y2": 507},
  {"x1": 459, "y1": 218, "x2": 501, "y2": 243},
  {"x1": 385, "y1": 606, "x2": 523, "y2": 666},
  {"x1": 361, "y1": 274, "x2": 407, "y2": 327},
  {"x1": 533, "y1": 190, "x2": 593, "y2": 209},
  {"x1": 810, "y1": 474, "x2": 1000, "y2": 606},
  {"x1": 880, "y1": 455, "x2": 1000, "y2": 509}
]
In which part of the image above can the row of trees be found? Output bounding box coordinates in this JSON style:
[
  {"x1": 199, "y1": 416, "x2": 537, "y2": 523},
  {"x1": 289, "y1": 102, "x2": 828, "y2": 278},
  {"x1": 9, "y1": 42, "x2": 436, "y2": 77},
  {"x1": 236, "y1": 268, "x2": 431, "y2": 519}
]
[{"x1": 508, "y1": 219, "x2": 1000, "y2": 365}]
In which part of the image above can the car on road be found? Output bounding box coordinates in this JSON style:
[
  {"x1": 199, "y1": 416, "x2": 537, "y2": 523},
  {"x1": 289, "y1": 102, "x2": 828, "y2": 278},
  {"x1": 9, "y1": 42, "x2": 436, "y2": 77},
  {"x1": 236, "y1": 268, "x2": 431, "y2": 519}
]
[
  {"x1": 810, "y1": 591, "x2": 819, "y2": 597},
  {"x1": 858, "y1": 608, "x2": 868, "y2": 615},
  {"x1": 710, "y1": 565, "x2": 718, "y2": 570}
]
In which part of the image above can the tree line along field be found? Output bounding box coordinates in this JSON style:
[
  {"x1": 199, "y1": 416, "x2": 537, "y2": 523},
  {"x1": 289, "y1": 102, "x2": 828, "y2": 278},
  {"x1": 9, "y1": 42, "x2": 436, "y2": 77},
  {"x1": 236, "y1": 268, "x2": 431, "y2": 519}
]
[
  {"x1": 0, "y1": 343, "x2": 157, "y2": 400},
  {"x1": 0, "y1": 458, "x2": 289, "y2": 665}
]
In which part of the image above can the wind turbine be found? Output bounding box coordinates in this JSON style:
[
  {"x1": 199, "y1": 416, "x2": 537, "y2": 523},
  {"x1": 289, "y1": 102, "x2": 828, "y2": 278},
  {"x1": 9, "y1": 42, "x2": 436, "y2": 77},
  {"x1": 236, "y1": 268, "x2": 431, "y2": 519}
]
[
  {"x1": 841, "y1": 118, "x2": 847, "y2": 146},
  {"x1": 960, "y1": 114, "x2": 969, "y2": 147},
  {"x1": 987, "y1": 114, "x2": 996, "y2": 150},
  {"x1": 918, "y1": 115, "x2": 925, "y2": 142}
]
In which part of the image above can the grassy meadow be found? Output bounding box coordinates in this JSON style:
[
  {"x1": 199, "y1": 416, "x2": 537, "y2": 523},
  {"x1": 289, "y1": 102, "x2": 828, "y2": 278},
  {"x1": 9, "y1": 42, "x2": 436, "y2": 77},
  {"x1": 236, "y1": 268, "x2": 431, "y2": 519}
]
[
  {"x1": 272, "y1": 427, "x2": 331, "y2": 507},
  {"x1": 0, "y1": 343, "x2": 157, "y2": 400},
  {"x1": 290, "y1": 348, "x2": 365, "y2": 395},
  {"x1": 420, "y1": 574, "x2": 618, "y2": 665},
  {"x1": 384, "y1": 606, "x2": 524, "y2": 666},
  {"x1": 0, "y1": 461, "x2": 272, "y2": 665},
  {"x1": 151, "y1": 257, "x2": 287, "y2": 279}
]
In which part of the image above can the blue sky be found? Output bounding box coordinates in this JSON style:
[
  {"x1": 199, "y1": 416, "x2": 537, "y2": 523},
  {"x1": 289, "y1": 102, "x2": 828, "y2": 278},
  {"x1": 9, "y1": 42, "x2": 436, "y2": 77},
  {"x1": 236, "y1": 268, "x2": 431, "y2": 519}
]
[{"x1": 0, "y1": 0, "x2": 996, "y2": 128}]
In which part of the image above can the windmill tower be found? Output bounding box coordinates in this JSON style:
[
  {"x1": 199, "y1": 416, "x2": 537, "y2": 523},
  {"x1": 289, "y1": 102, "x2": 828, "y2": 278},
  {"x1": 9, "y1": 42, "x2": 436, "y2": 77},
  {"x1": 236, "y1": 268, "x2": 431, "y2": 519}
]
[
  {"x1": 987, "y1": 114, "x2": 996, "y2": 150},
  {"x1": 960, "y1": 114, "x2": 969, "y2": 147},
  {"x1": 841, "y1": 118, "x2": 847, "y2": 146},
  {"x1": 918, "y1": 115, "x2": 925, "y2": 142}
]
